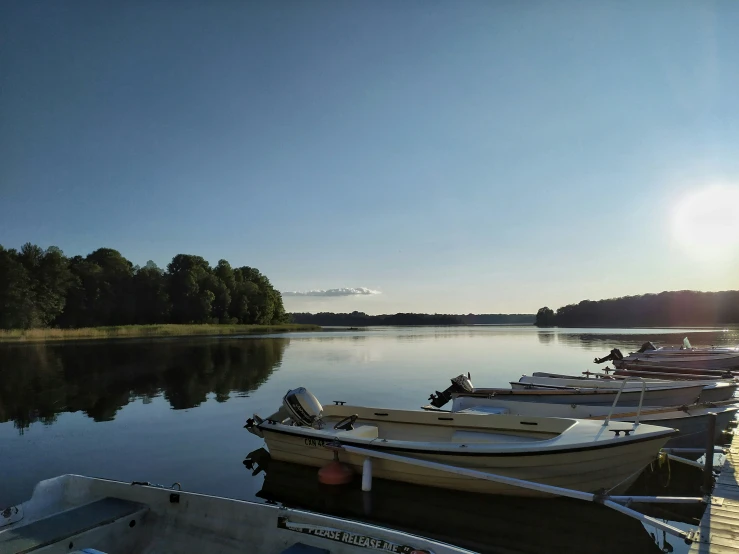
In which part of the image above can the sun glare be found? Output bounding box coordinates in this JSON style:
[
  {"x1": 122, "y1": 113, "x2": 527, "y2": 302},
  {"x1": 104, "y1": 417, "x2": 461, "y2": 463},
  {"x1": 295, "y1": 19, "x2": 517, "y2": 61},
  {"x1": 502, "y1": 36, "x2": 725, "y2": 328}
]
[{"x1": 672, "y1": 185, "x2": 739, "y2": 258}]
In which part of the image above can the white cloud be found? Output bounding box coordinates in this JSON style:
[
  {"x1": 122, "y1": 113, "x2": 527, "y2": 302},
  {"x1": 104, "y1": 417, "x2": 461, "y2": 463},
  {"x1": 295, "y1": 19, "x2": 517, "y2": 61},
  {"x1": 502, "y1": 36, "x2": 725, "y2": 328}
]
[{"x1": 282, "y1": 287, "x2": 381, "y2": 297}]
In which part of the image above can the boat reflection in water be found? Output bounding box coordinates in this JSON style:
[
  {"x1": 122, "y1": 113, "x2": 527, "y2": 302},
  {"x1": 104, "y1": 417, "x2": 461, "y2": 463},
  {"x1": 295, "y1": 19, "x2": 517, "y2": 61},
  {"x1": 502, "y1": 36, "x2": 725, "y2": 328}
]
[{"x1": 244, "y1": 448, "x2": 673, "y2": 554}]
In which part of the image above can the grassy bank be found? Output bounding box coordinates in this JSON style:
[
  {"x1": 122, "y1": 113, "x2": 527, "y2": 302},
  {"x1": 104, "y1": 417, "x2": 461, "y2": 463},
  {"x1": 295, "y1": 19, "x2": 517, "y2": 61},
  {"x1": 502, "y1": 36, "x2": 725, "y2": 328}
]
[{"x1": 0, "y1": 323, "x2": 321, "y2": 343}]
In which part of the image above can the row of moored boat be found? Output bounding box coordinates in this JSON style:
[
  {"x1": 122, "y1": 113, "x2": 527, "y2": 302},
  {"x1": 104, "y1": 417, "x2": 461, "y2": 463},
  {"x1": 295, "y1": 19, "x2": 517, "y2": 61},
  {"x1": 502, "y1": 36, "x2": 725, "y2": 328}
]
[{"x1": 245, "y1": 337, "x2": 739, "y2": 498}]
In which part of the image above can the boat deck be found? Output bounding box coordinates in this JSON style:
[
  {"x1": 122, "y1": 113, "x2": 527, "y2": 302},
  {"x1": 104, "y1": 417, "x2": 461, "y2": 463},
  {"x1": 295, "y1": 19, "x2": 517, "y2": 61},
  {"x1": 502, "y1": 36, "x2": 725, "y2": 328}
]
[{"x1": 690, "y1": 430, "x2": 739, "y2": 553}]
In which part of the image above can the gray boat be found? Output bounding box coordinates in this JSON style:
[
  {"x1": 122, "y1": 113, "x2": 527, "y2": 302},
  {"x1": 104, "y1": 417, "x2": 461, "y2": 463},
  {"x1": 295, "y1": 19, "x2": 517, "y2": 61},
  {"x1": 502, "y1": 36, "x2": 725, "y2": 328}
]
[
  {"x1": 0, "y1": 475, "x2": 476, "y2": 554},
  {"x1": 430, "y1": 383, "x2": 705, "y2": 408}
]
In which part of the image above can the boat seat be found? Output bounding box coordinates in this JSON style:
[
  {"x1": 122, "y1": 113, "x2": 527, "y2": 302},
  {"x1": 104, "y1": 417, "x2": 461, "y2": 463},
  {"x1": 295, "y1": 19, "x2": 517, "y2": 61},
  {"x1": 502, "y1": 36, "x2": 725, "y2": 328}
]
[
  {"x1": 334, "y1": 424, "x2": 379, "y2": 440},
  {"x1": 0, "y1": 497, "x2": 147, "y2": 553},
  {"x1": 451, "y1": 430, "x2": 535, "y2": 444},
  {"x1": 281, "y1": 542, "x2": 330, "y2": 554}
]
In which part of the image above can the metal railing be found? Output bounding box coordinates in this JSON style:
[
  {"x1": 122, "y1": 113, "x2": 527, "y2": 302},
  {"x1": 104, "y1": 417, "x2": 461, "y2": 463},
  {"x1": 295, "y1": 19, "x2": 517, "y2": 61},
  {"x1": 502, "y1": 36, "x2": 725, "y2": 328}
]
[{"x1": 603, "y1": 377, "x2": 646, "y2": 427}]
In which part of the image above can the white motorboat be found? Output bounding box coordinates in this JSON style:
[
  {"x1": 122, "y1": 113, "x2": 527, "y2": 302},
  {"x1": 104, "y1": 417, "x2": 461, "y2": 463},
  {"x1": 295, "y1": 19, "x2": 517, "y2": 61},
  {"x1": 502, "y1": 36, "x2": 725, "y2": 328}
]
[
  {"x1": 449, "y1": 396, "x2": 739, "y2": 449},
  {"x1": 513, "y1": 373, "x2": 738, "y2": 403},
  {"x1": 612, "y1": 367, "x2": 737, "y2": 381},
  {"x1": 596, "y1": 339, "x2": 739, "y2": 371},
  {"x1": 429, "y1": 382, "x2": 705, "y2": 409},
  {"x1": 427, "y1": 374, "x2": 705, "y2": 409},
  {"x1": 245, "y1": 388, "x2": 675, "y2": 497},
  {"x1": 0, "y1": 474, "x2": 473, "y2": 554}
]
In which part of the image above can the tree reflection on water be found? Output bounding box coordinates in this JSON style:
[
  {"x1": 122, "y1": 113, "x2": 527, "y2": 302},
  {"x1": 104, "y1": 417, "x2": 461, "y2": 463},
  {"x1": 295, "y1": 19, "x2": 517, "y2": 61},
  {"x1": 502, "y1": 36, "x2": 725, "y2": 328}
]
[{"x1": 0, "y1": 337, "x2": 288, "y2": 431}]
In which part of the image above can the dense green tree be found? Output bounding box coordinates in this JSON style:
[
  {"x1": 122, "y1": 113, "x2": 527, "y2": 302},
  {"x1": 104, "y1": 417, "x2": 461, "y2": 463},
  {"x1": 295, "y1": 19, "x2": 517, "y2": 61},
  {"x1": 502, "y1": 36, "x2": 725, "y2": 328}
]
[
  {"x1": 0, "y1": 243, "x2": 287, "y2": 329},
  {"x1": 535, "y1": 307, "x2": 555, "y2": 327},
  {"x1": 167, "y1": 254, "x2": 218, "y2": 323},
  {"x1": 537, "y1": 290, "x2": 739, "y2": 327},
  {"x1": 0, "y1": 247, "x2": 38, "y2": 328},
  {"x1": 85, "y1": 248, "x2": 135, "y2": 325},
  {"x1": 17, "y1": 244, "x2": 73, "y2": 326},
  {"x1": 202, "y1": 273, "x2": 231, "y2": 323},
  {"x1": 236, "y1": 266, "x2": 287, "y2": 324},
  {"x1": 57, "y1": 257, "x2": 103, "y2": 327},
  {"x1": 132, "y1": 263, "x2": 171, "y2": 323}
]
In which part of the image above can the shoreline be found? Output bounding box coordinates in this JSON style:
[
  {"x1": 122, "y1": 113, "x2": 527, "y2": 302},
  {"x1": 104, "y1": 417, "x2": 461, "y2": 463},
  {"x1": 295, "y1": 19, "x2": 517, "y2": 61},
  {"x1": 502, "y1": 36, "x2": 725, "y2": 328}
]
[{"x1": 0, "y1": 323, "x2": 321, "y2": 344}]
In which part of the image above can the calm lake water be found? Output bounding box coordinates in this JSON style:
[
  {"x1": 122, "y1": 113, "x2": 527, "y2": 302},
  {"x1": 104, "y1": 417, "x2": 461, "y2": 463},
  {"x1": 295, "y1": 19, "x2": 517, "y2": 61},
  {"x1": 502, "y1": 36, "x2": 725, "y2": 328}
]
[{"x1": 3, "y1": 325, "x2": 738, "y2": 553}]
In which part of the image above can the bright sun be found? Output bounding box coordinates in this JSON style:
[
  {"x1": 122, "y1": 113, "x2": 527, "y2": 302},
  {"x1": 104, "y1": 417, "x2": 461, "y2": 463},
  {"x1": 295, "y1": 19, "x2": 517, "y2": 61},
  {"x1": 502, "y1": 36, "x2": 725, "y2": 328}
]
[{"x1": 672, "y1": 185, "x2": 739, "y2": 258}]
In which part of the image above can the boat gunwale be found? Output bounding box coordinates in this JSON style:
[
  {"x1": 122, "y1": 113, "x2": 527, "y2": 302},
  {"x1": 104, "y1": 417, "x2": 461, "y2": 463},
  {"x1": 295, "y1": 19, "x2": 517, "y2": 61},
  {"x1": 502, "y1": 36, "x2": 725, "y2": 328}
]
[
  {"x1": 464, "y1": 384, "x2": 705, "y2": 396},
  {"x1": 457, "y1": 399, "x2": 739, "y2": 420},
  {"x1": 6, "y1": 475, "x2": 475, "y2": 554},
  {"x1": 258, "y1": 422, "x2": 676, "y2": 457}
]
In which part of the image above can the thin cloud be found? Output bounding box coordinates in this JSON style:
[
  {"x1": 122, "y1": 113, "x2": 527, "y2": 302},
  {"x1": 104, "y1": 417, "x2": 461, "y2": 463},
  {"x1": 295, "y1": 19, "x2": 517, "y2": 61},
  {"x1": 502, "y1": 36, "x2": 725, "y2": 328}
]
[{"x1": 282, "y1": 287, "x2": 381, "y2": 297}]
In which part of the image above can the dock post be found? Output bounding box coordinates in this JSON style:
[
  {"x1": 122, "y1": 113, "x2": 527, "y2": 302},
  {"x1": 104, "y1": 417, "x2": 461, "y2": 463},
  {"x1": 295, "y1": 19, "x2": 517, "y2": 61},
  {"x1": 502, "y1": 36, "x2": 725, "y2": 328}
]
[
  {"x1": 362, "y1": 457, "x2": 373, "y2": 492},
  {"x1": 702, "y1": 413, "x2": 717, "y2": 495}
]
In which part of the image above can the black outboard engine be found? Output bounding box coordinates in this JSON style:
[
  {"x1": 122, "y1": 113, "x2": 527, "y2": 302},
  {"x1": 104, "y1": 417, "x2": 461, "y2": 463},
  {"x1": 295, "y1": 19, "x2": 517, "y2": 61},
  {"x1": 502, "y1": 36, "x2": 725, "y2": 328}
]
[
  {"x1": 637, "y1": 342, "x2": 657, "y2": 353},
  {"x1": 428, "y1": 373, "x2": 475, "y2": 409},
  {"x1": 594, "y1": 348, "x2": 624, "y2": 364}
]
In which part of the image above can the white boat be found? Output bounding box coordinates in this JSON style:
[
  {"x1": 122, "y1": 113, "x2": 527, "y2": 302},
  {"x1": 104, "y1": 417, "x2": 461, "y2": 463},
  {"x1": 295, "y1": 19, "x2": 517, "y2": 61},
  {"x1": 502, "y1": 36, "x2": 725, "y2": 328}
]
[
  {"x1": 0, "y1": 474, "x2": 473, "y2": 554},
  {"x1": 427, "y1": 374, "x2": 705, "y2": 409},
  {"x1": 612, "y1": 367, "x2": 737, "y2": 381},
  {"x1": 449, "y1": 396, "x2": 739, "y2": 449},
  {"x1": 443, "y1": 384, "x2": 704, "y2": 407},
  {"x1": 596, "y1": 339, "x2": 739, "y2": 371},
  {"x1": 246, "y1": 388, "x2": 676, "y2": 497},
  {"x1": 513, "y1": 373, "x2": 738, "y2": 403}
]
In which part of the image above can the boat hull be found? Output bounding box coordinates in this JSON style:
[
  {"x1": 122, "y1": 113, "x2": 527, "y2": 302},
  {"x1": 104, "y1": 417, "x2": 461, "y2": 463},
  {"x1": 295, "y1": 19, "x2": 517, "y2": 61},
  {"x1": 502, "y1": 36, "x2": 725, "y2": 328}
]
[
  {"x1": 617, "y1": 353, "x2": 739, "y2": 370},
  {"x1": 261, "y1": 428, "x2": 669, "y2": 497},
  {"x1": 451, "y1": 397, "x2": 739, "y2": 450},
  {"x1": 614, "y1": 363, "x2": 737, "y2": 377},
  {"x1": 459, "y1": 385, "x2": 704, "y2": 407},
  {"x1": 646, "y1": 409, "x2": 738, "y2": 448},
  {"x1": 512, "y1": 378, "x2": 737, "y2": 403},
  {"x1": 0, "y1": 475, "x2": 471, "y2": 554}
]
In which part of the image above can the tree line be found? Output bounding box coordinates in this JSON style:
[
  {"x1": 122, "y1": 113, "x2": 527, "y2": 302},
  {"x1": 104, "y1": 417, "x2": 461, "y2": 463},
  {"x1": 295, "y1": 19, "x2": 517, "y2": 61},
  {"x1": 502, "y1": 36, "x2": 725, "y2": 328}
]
[
  {"x1": 290, "y1": 312, "x2": 534, "y2": 326},
  {"x1": 0, "y1": 243, "x2": 287, "y2": 329},
  {"x1": 535, "y1": 290, "x2": 739, "y2": 328}
]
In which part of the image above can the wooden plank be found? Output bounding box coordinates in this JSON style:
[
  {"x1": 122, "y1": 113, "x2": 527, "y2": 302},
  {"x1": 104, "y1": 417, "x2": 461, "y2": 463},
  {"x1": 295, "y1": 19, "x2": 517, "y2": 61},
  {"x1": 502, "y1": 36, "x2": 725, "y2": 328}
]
[
  {"x1": 722, "y1": 499, "x2": 739, "y2": 509},
  {"x1": 703, "y1": 507, "x2": 739, "y2": 518},
  {"x1": 688, "y1": 432, "x2": 739, "y2": 554},
  {"x1": 692, "y1": 546, "x2": 739, "y2": 554},
  {"x1": 699, "y1": 522, "x2": 739, "y2": 536},
  {"x1": 708, "y1": 509, "x2": 739, "y2": 522},
  {"x1": 695, "y1": 531, "x2": 739, "y2": 547}
]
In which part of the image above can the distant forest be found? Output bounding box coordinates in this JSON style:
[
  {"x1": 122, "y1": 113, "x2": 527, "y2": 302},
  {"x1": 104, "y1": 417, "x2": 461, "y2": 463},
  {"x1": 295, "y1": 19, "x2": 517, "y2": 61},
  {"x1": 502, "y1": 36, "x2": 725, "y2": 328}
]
[
  {"x1": 535, "y1": 290, "x2": 739, "y2": 328},
  {"x1": 290, "y1": 312, "x2": 534, "y2": 326},
  {"x1": 0, "y1": 243, "x2": 287, "y2": 329}
]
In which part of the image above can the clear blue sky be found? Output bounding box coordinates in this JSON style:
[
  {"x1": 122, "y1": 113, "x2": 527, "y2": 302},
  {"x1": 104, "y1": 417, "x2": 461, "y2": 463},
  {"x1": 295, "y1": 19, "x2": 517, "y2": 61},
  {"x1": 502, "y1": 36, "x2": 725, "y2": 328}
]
[{"x1": 2, "y1": 1, "x2": 738, "y2": 314}]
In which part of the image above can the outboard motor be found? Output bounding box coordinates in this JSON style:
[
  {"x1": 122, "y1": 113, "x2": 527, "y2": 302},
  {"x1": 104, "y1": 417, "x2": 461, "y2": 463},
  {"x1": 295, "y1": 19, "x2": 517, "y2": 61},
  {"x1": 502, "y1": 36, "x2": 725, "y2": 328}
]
[
  {"x1": 282, "y1": 387, "x2": 324, "y2": 427},
  {"x1": 594, "y1": 348, "x2": 623, "y2": 364},
  {"x1": 428, "y1": 373, "x2": 475, "y2": 409},
  {"x1": 637, "y1": 342, "x2": 657, "y2": 353}
]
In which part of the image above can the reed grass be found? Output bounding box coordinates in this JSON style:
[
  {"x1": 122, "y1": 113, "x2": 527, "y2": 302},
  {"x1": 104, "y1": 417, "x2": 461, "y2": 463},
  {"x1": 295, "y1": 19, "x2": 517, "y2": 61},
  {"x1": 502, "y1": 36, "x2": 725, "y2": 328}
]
[{"x1": 0, "y1": 323, "x2": 321, "y2": 343}]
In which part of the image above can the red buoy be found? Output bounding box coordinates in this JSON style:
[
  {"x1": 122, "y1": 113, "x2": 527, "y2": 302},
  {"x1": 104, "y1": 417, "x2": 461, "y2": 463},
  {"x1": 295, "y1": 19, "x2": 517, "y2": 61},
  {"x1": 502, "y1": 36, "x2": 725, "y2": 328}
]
[{"x1": 318, "y1": 452, "x2": 354, "y2": 485}]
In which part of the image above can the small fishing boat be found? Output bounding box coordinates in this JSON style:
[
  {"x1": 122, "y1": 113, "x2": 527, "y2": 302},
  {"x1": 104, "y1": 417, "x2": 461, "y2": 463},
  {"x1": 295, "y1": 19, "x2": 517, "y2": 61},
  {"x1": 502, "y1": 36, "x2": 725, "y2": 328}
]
[
  {"x1": 428, "y1": 380, "x2": 705, "y2": 408},
  {"x1": 0, "y1": 474, "x2": 472, "y2": 554},
  {"x1": 612, "y1": 367, "x2": 738, "y2": 381},
  {"x1": 513, "y1": 373, "x2": 737, "y2": 403},
  {"x1": 245, "y1": 388, "x2": 676, "y2": 497},
  {"x1": 448, "y1": 396, "x2": 739, "y2": 449},
  {"x1": 595, "y1": 339, "x2": 739, "y2": 371}
]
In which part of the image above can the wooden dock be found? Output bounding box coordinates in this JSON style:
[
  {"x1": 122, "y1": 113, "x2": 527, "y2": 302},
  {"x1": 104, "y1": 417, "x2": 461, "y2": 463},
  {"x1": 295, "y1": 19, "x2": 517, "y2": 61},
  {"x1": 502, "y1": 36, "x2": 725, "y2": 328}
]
[{"x1": 690, "y1": 430, "x2": 739, "y2": 553}]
